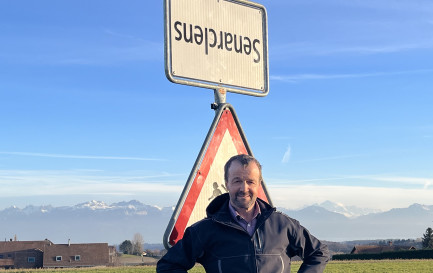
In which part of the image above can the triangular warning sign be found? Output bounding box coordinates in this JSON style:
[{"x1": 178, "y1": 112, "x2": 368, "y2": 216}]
[{"x1": 163, "y1": 104, "x2": 272, "y2": 248}]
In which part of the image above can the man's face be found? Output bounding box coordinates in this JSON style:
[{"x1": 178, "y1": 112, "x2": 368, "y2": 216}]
[{"x1": 225, "y1": 160, "x2": 261, "y2": 211}]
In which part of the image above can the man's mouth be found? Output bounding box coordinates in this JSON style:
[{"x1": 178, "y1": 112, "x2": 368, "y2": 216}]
[{"x1": 237, "y1": 193, "x2": 250, "y2": 199}]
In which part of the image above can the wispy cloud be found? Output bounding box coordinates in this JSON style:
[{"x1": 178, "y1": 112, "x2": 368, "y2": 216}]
[
  {"x1": 282, "y1": 145, "x2": 291, "y2": 164},
  {"x1": 268, "y1": 174, "x2": 433, "y2": 190},
  {"x1": 103, "y1": 28, "x2": 147, "y2": 43},
  {"x1": 335, "y1": 0, "x2": 433, "y2": 15},
  {"x1": 269, "y1": 184, "x2": 433, "y2": 211},
  {"x1": 0, "y1": 26, "x2": 163, "y2": 66},
  {"x1": 319, "y1": 42, "x2": 433, "y2": 55},
  {"x1": 271, "y1": 69, "x2": 433, "y2": 83},
  {"x1": 271, "y1": 136, "x2": 293, "y2": 140},
  {"x1": 271, "y1": 39, "x2": 433, "y2": 59},
  {"x1": 0, "y1": 169, "x2": 184, "y2": 197},
  {"x1": 50, "y1": 42, "x2": 163, "y2": 66},
  {"x1": 367, "y1": 175, "x2": 433, "y2": 189},
  {"x1": 295, "y1": 154, "x2": 368, "y2": 163},
  {"x1": 1, "y1": 169, "x2": 432, "y2": 211},
  {"x1": 0, "y1": 151, "x2": 164, "y2": 161}
]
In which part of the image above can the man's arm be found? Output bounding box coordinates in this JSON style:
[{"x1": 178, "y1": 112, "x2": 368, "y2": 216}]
[
  {"x1": 157, "y1": 227, "x2": 203, "y2": 273},
  {"x1": 288, "y1": 223, "x2": 329, "y2": 273}
]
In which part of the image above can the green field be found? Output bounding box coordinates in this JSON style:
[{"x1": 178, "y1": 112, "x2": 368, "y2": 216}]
[{"x1": 2, "y1": 260, "x2": 433, "y2": 273}]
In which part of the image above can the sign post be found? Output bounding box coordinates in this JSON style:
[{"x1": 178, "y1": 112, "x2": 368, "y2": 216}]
[{"x1": 162, "y1": 0, "x2": 270, "y2": 249}]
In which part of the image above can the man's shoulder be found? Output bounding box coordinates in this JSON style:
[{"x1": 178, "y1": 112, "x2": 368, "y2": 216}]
[
  {"x1": 189, "y1": 217, "x2": 216, "y2": 229},
  {"x1": 269, "y1": 210, "x2": 301, "y2": 225}
]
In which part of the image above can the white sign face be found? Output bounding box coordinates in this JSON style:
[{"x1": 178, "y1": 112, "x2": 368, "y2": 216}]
[{"x1": 165, "y1": 0, "x2": 269, "y2": 95}]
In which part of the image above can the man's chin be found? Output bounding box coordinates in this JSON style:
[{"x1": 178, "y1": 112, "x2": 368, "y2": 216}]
[
  {"x1": 235, "y1": 198, "x2": 253, "y2": 209},
  {"x1": 237, "y1": 196, "x2": 250, "y2": 202}
]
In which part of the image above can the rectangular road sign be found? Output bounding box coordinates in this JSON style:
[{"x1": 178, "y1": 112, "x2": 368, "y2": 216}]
[{"x1": 164, "y1": 0, "x2": 269, "y2": 96}]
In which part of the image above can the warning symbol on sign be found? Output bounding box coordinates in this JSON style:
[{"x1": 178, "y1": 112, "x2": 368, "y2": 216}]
[
  {"x1": 163, "y1": 104, "x2": 272, "y2": 248},
  {"x1": 208, "y1": 182, "x2": 227, "y2": 201}
]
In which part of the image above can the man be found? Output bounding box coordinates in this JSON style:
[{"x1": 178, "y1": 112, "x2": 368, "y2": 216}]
[{"x1": 157, "y1": 154, "x2": 329, "y2": 273}]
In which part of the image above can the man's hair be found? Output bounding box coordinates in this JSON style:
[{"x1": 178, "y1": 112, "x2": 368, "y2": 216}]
[{"x1": 224, "y1": 154, "x2": 262, "y2": 183}]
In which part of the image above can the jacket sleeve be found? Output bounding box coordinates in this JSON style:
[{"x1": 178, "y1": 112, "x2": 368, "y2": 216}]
[
  {"x1": 156, "y1": 226, "x2": 204, "y2": 273},
  {"x1": 287, "y1": 221, "x2": 330, "y2": 273}
]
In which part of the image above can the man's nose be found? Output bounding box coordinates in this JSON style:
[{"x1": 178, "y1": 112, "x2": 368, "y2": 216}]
[{"x1": 240, "y1": 181, "x2": 248, "y2": 191}]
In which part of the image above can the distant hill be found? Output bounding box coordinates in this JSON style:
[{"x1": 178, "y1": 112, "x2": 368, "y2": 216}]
[
  {"x1": 1, "y1": 200, "x2": 432, "y2": 245},
  {"x1": 279, "y1": 203, "x2": 433, "y2": 242},
  {"x1": 0, "y1": 200, "x2": 173, "y2": 245}
]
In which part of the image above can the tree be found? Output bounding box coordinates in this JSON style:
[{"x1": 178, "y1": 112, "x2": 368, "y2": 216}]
[
  {"x1": 422, "y1": 227, "x2": 433, "y2": 249},
  {"x1": 132, "y1": 233, "x2": 144, "y2": 255},
  {"x1": 119, "y1": 240, "x2": 133, "y2": 254}
]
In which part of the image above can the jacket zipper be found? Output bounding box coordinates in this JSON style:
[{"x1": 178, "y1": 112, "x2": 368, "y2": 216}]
[
  {"x1": 211, "y1": 207, "x2": 276, "y2": 273},
  {"x1": 254, "y1": 230, "x2": 262, "y2": 253}
]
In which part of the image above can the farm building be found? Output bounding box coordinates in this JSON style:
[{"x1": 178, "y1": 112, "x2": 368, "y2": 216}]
[
  {"x1": 0, "y1": 239, "x2": 111, "y2": 269},
  {"x1": 351, "y1": 245, "x2": 416, "y2": 254}
]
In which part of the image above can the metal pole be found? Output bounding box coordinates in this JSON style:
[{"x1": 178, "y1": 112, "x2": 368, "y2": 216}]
[{"x1": 211, "y1": 88, "x2": 227, "y2": 110}]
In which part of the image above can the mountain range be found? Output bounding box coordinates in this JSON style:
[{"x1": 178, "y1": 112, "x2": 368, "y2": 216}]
[{"x1": 1, "y1": 200, "x2": 432, "y2": 245}]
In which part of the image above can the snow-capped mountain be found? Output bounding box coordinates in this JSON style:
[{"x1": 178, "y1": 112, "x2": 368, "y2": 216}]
[
  {"x1": 74, "y1": 200, "x2": 113, "y2": 210},
  {"x1": 0, "y1": 200, "x2": 174, "y2": 245},
  {"x1": 1, "y1": 200, "x2": 432, "y2": 244},
  {"x1": 315, "y1": 201, "x2": 382, "y2": 218},
  {"x1": 278, "y1": 203, "x2": 433, "y2": 242}
]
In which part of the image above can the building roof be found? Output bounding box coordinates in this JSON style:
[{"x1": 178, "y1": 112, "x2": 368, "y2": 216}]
[
  {"x1": 0, "y1": 240, "x2": 52, "y2": 252},
  {"x1": 351, "y1": 245, "x2": 416, "y2": 254}
]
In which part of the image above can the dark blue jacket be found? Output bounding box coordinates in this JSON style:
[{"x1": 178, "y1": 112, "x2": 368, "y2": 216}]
[{"x1": 157, "y1": 193, "x2": 329, "y2": 273}]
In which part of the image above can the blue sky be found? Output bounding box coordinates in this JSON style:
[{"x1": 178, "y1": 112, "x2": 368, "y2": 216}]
[{"x1": 0, "y1": 0, "x2": 432, "y2": 211}]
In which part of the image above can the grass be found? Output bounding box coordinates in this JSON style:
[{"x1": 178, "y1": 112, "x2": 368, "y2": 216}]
[
  {"x1": 2, "y1": 260, "x2": 433, "y2": 272},
  {"x1": 322, "y1": 259, "x2": 433, "y2": 273}
]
